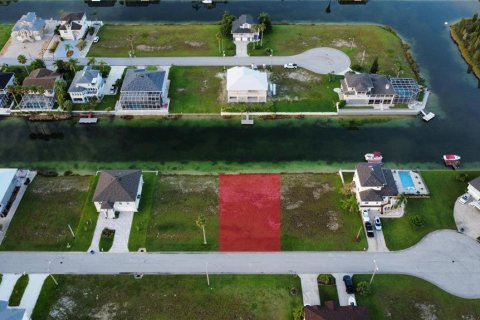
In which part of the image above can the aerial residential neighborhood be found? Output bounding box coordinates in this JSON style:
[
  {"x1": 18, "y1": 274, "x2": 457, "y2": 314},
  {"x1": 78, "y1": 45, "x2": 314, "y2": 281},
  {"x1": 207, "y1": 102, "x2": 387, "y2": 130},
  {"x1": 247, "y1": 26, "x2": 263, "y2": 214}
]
[{"x1": 0, "y1": 1, "x2": 480, "y2": 320}]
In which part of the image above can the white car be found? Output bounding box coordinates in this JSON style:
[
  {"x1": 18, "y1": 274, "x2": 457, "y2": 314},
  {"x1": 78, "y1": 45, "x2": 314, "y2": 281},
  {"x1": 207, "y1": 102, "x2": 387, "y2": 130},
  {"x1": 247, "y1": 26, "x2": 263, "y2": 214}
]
[
  {"x1": 374, "y1": 216, "x2": 382, "y2": 231},
  {"x1": 348, "y1": 295, "x2": 357, "y2": 306},
  {"x1": 283, "y1": 63, "x2": 298, "y2": 69},
  {"x1": 251, "y1": 64, "x2": 258, "y2": 70},
  {"x1": 361, "y1": 209, "x2": 370, "y2": 222},
  {"x1": 459, "y1": 193, "x2": 471, "y2": 204},
  {"x1": 93, "y1": 36, "x2": 100, "y2": 43}
]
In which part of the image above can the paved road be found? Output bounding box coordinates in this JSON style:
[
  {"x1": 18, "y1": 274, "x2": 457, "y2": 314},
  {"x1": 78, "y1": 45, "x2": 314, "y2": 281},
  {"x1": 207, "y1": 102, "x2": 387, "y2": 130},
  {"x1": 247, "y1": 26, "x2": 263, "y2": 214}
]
[
  {"x1": 0, "y1": 230, "x2": 479, "y2": 298},
  {"x1": 0, "y1": 48, "x2": 351, "y2": 75}
]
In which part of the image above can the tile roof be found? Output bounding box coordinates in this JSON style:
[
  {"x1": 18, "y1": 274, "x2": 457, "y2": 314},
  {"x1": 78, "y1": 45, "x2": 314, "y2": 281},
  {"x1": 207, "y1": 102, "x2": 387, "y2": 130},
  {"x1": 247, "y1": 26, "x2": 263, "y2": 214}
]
[
  {"x1": 93, "y1": 170, "x2": 142, "y2": 204},
  {"x1": 469, "y1": 176, "x2": 480, "y2": 191},
  {"x1": 304, "y1": 301, "x2": 370, "y2": 320},
  {"x1": 22, "y1": 68, "x2": 60, "y2": 90},
  {"x1": 356, "y1": 163, "x2": 386, "y2": 187},
  {"x1": 0, "y1": 72, "x2": 14, "y2": 90},
  {"x1": 121, "y1": 69, "x2": 166, "y2": 92},
  {"x1": 227, "y1": 66, "x2": 268, "y2": 91}
]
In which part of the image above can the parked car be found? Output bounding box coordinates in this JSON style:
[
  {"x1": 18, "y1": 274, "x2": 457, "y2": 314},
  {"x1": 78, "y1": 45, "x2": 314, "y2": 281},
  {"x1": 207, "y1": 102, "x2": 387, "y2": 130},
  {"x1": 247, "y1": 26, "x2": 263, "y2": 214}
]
[
  {"x1": 283, "y1": 63, "x2": 298, "y2": 69},
  {"x1": 251, "y1": 64, "x2": 258, "y2": 70},
  {"x1": 362, "y1": 209, "x2": 370, "y2": 222},
  {"x1": 348, "y1": 295, "x2": 357, "y2": 306},
  {"x1": 343, "y1": 275, "x2": 355, "y2": 294},
  {"x1": 93, "y1": 36, "x2": 100, "y2": 43},
  {"x1": 374, "y1": 216, "x2": 382, "y2": 231},
  {"x1": 459, "y1": 193, "x2": 471, "y2": 204},
  {"x1": 365, "y1": 221, "x2": 374, "y2": 238}
]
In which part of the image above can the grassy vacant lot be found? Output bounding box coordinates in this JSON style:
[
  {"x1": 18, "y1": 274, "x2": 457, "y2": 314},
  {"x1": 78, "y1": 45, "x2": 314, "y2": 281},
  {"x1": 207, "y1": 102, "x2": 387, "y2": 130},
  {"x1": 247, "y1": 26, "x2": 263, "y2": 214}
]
[
  {"x1": 169, "y1": 66, "x2": 224, "y2": 113},
  {"x1": 0, "y1": 24, "x2": 12, "y2": 52},
  {"x1": 383, "y1": 171, "x2": 480, "y2": 251},
  {"x1": 145, "y1": 175, "x2": 219, "y2": 251},
  {"x1": 89, "y1": 24, "x2": 235, "y2": 57},
  {"x1": 0, "y1": 176, "x2": 93, "y2": 251},
  {"x1": 271, "y1": 67, "x2": 342, "y2": 112},
  {"x1": 281, "y1": 174, "x2": 366, "y2": 251},
  {"x1": 354, "y1": 274, "x2": 480, "y2": 319},
  {"x1": 250, "y1": 25, "x2": 415, "y2": 78},
  {"x1": 33, "y1": 274, "x2": 302, "y2": 320}
]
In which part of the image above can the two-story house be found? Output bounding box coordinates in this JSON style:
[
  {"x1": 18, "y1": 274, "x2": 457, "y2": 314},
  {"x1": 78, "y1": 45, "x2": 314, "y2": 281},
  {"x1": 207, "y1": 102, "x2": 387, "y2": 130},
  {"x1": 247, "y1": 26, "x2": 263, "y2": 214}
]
[
  {"x1": 68, "y1": 66, "x2": 104, "y2": 104},
  {"x1": 59, "y1": 12, "x2": 88, "y2": 40},
  {"x1": 226, "y1": 66, "x2": 268, "y2": 103},
  {"x1": 20, "y1": 68, "x2": 61, "y2": 110},
  {"x1": 0, "y1": 73, "x2": 15, "y2": 108},
  {"x1": 11, "y1": 12, "x2": 45, "y2": 42},
  {"x1": 353, "y1": 163, "x2": 399, "y2": 209},
  {"x1": 231, "y1": 14, "x2": 260, "y2": 42}
]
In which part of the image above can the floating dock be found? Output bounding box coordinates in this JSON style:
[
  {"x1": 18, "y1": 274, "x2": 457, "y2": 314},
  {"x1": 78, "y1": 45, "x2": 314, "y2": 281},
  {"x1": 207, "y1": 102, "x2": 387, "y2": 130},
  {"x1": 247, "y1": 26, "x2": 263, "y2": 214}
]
[{"x1": 79, "y1": 118, "x2": 98, "y2": 124}]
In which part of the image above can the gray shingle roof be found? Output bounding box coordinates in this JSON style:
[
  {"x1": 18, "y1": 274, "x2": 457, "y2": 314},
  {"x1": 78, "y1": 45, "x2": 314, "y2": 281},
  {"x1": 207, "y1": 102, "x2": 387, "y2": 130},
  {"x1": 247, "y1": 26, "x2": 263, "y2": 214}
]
[
  {"x1": 12, "y1": 12, "x2": 45, "y2": 32},
  {"x1": 232, "y1": 14, "x2": 255, "y2": 34},
  {"x1": 370, "y1": 74, "x2": 396, "y2": 95},
  {"x1": 359, "y1": 189, "x2": 383, "y2": 202},
  {"x1": 60, "y1": 12, "x2": 85, "y2": 22},
  {"x1": 121, "y1": 69, "x2": 166, "y2": 92},
  {"x1": 68, "y1": 67, "x2": 101, "y2": 93},
  {"x1": 344, "y1": 73, "x2": 373, "y2": 92},
  {"x1": 469, "y1": 177, "x2": 480, "y2": 191},
  {"x1": 93, "y1": 170, "x2": 142, "y2": 204},
  {"x1": 344, "y1": 73, "x2": 396, "y2": 95},
  {"x1": 22, "y1": 68, "x2": 60, "y2": 90},
  {"x1": 356, "y1": 163, "x2": 386, "y2": 187},
  {"x1": 358, "y1": 169, "x2": 398, "y2": 202},
  {"x1": 0, "y1": 72, "x2": 14, "y2": 90}
]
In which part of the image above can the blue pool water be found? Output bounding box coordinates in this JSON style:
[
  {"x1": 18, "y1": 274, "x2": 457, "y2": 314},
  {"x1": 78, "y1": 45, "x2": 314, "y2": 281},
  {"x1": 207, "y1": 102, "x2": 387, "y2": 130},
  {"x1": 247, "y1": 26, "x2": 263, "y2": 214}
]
[{"x1": 399, "y1": 171, "x2": 415, "y2": 190}]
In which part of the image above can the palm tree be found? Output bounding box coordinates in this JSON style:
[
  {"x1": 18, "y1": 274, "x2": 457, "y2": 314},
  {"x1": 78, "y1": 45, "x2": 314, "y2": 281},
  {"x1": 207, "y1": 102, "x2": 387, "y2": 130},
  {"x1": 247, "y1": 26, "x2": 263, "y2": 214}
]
[
  {"x1": 126, "y1": 33, "x2": 135, "y2": 57},
  {"x1": 98, "y1": 60, "x2": 107, "y2": 75},
  {"x1": 341, "y1": 196, "x2": 358, "y2": 214},
  {"x1": 396, "y1": 193, "x2": 408, "y2": 209},
  {"x1": 68, "y1": 58, "x2": 79, "y2": 73},
  {"x1": 7, "y1": 85, "x2": 20, "y2": 108},
  {"x1": 259, "y1": 23, "x2": 266, "y2": 47},
  {"x1": 195, "y1": 215, "x2": 207, "y2": 245},
  {"x1": 251, "y1": 25, "x2": 259, "y2": 48},
  {"x1": 64, "y1": 43, "x2": 73, "y2": 55},
  {"x1": 87, "y1": 57, "x2": 97, "y2": 66},
  {"x1": 54, "y1": 80, "x2": 67, "y2": 107},
  {"x1": 17, "y1": 54, "x2": 29, "y2": 75}
]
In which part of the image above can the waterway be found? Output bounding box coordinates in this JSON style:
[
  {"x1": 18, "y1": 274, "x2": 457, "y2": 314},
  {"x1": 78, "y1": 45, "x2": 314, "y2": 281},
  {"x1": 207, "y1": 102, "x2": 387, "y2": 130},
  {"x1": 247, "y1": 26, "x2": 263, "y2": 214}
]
[{"x1": 0, "y1": 1, "x2": 479, "y2": 170}]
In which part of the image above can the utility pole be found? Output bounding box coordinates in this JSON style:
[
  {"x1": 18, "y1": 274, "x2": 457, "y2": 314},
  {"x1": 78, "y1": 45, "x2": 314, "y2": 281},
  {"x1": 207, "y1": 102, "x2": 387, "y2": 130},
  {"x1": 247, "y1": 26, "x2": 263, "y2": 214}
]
[
  {"x1": 205, "y1": 262, "x2": 210, "y2": 286},
  {"x1": 360, "y1": 50, "x2": 366, "y2": 66},
  {"x1": 67, "y1": 223, "x2": 75, "y2": 238},
  {"x1": 369, "y1": 259, "x2": 379, "y2": 286}
]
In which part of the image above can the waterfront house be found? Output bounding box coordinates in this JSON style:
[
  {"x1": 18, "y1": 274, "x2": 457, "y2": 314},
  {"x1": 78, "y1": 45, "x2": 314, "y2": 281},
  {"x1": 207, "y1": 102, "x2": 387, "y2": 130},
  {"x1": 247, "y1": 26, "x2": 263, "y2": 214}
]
[
  {"x1": 226, "y1": 66, "x2": 268, "y2": 103},
  {"x1": 11, "y1": 12, "x2": 45, "y2": 42},
  {"x1": 467, "y1": 177, "x2": 480, "y2": 210},
  {"x1": 0, "y1": 72, "x2": 15, "y2": 108},
  {"x1": 93, "y1": 170, "x2": 144, "y2": 219},
  {"x1": 231, "y1": 14, "x2": 260, "y2": 42},
  {"x1": 339, "y1": 73, "x2": 420, "y2": 107},
  {"x1": 118, "y1": 68, "x2": 169, "y2": 111},
  {"x1": 20, "y1": 68, "x2": 61, "y2": 110},
  {"x1": 0, "y1": 169, "x2": 20, "y2": 218},
  {"x1": 59, "y1": 12, "x2": 88, "y2": 40},
  {"x1": 68, "y1": 66, "x2": 104, "y2": 104},
  {"x1": 353, "y1": 163, "x2": 398, "y2": 209}
]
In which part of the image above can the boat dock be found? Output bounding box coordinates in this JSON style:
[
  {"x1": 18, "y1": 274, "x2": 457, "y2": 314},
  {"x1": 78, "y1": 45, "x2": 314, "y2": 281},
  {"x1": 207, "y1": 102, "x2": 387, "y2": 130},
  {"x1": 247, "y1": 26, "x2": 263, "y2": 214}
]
[
  {"x1": 79, "y1": 118, "x2": 98, "y2": 124},
  {"x1": 419, "y1": 110, "x2": 435, "y2": 122}
]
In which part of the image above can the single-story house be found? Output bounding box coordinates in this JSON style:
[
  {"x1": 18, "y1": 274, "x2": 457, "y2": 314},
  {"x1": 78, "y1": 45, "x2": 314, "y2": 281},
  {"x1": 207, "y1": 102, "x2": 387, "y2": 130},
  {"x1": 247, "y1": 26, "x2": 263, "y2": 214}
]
[
  {"x1": 353, "y1": 163, "x2": 398, "y2": 209},
  {"x1": 118, "y1": 68, "x2": 169, "y2": 111},
  {"x1": 68, "y1": 66, "x2": 104, "y2": 104},
  {"x1": 339, "y1": 73, "x2": 420, "y2": 107},
  {"x1": 20, "y1": 68, "x2": 61, "y2": 110},
  {"x1": 0, "y1": 169, "x2": 20, "y2": 217},
  {"x1": 468, "y1": 177, "x2": 480, "y2": 201},
  {"x1": 304, "y1": 301, "x2": 370, "y2": 320},
  {"x1": 11, "y1": 12, "x2": 45, "y2": 42},
  {"x1": 0, "y1": 72, "x2": 15, "y2": 108},
  {"x1": 231, "y1": 14, "x2": 259, "y2": 42},
  {"x1": 226, "y1": 66, "x2": 268, "y2": 103},
  {"x1": 93, "y1": 170, "x2": 144, "y2": 219},
  {"x1": 59, "y1": 12, "x2": 88, "y2": 40}
]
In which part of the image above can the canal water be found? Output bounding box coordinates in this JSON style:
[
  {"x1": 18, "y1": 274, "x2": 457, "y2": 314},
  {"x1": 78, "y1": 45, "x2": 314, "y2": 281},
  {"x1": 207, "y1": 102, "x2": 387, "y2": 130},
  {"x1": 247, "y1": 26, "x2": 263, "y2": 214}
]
[{"x1": 0, "y1": 1, "x2": 479, "y2": 169}]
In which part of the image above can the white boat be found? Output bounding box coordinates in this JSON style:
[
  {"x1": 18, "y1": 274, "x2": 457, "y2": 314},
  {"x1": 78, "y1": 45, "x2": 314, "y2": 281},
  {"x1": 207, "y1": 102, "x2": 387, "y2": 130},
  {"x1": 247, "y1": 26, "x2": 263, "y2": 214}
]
[
  {"x1": 202, "y1": 0, "x2": 213, "y2": 4},
  {"x1": 443, "y1": 154, "x2": 461, "y2": 162},
  {"x1": 365, "y1": 151, "x2": 383, "y2": 164}
]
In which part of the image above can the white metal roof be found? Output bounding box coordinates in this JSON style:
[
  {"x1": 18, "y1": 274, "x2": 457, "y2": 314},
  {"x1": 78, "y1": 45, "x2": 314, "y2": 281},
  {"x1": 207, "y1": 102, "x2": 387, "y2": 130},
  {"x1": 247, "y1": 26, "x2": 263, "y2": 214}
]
[
  {"x1": 0, "y1": 169, "x2": 18, "y2": 201},
  {"x1": 227, "y1": 67, "x2": 268, "y2": 91}
]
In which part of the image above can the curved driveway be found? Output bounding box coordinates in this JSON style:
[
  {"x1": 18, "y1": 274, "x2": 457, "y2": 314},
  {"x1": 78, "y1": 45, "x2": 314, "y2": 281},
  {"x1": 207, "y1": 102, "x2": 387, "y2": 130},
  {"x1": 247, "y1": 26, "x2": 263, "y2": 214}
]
[
  {"x1": 1, "y1": 230, "x2": 479, "y2": 298},
  {"x1": 0, "y1": 47, "x2": 351, "y2": 75}
]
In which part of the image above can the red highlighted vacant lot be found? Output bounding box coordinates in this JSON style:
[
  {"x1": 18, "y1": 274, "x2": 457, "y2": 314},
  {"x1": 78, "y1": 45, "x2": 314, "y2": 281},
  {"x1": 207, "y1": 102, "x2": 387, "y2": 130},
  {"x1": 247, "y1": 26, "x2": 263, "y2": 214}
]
[{"x1": 219, "y1": 174, "x2": 280, "y2": 251}]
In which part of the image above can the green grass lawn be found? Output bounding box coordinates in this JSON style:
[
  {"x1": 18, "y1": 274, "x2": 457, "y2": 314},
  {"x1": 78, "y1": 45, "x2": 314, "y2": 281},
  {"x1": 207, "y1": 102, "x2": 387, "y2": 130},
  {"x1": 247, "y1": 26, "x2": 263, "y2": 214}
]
[
  {"x1": 128, "y1": 172, "x2": 157, "y2": 251},
  {"x1": 145, "y1": 175, "x2": 219, "y2": 251},
  {"x1": 168, "y1": 66, "x2": 224, "y2": 113},
  {"x1": 33, "y1": 274, "x2": 302, "y2": 320},
  {"x1": 383, "y1": 171, "x2": 480, "y2": 251},
  {"x1": 271, "y1": 67, "x2": 342, "y2": 112},
  {"x1": 98, "y1": 229, "x2": 114, "y2": 252},
  {"x1": 354, "y1": 274, "x2": 480, "y2": 319},
  {"x1": 250, "y1": 24, "x2": 415, "y2": 78},
  {"x1": 88, "y1": 24, "x2": 235, "y2": 57},
  {"x1": 281, "y1": 174, "x2": 367, "y2": 250},
  {"x1": 0, "y1": 176, "x2": 93, "y2": 251},
  {"x1": 9, "y1": 274, "x2": 28, "y2": 307},
  {"x1": 0, "y1": 24, "x2": 12, "y2": 52},
  {"x1": 73, "y1": 94, "x2": 119, "y2": 111}
]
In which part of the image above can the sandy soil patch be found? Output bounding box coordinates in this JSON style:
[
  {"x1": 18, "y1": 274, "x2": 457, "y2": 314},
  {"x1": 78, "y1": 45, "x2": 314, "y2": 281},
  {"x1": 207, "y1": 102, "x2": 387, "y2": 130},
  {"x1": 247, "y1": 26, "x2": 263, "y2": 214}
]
[
  {"x1": 137, "y1": 44, "x2": 173, "y2": 51},
  {"x1": 414, "y1": 303, "x2": 438, "y2": 320},
  {"x1": 332, "y1": 39, "x2": 357, "y2": 48},
  {"x1": 326, "y1": 210, "x2": 341, "y2": 231},
  {"x1": 49, "y1": 295, "x2": 77, "y2": 319},
  {"x1": 90, "y1": 302, "x2": 119, "y2": 320},
  {"x1": 31, "y1": 177, "x2": 90, "y2": 194},
  {"x1": 184, "y1": 40, "x2": 205, "y2": 48}
]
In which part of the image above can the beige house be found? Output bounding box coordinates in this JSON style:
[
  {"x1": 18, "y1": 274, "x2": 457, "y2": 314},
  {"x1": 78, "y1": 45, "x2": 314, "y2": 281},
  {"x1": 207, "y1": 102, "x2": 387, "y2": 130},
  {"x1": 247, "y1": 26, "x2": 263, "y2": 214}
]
[{"x1": 226, "y1": 66, "x2": 268, "y2": 103}]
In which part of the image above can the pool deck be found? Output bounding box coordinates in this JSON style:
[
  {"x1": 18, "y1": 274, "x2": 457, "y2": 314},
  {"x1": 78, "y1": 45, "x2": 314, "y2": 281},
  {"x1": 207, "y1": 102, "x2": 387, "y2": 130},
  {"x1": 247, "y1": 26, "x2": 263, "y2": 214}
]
[{"x1": 392, "y1": 169, "x2": 429, "y2": 196}]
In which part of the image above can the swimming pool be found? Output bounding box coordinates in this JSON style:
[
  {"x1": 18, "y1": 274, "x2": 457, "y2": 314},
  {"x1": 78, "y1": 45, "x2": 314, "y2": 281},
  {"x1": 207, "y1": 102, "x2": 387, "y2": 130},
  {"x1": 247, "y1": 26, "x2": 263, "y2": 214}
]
[{"x1": 399, "y1": 171, "x2": 415, "y2": 190}]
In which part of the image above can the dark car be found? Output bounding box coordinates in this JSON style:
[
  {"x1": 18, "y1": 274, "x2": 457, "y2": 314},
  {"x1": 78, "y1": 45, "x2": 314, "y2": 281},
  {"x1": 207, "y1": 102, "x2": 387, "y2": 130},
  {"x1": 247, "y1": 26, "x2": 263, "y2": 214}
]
[
  {"x1": 365, "y1": 221, "x2": 375, "y2": 238},
  {"x1": 343, "y1": 275, "x2": 355, "y2": 294}
]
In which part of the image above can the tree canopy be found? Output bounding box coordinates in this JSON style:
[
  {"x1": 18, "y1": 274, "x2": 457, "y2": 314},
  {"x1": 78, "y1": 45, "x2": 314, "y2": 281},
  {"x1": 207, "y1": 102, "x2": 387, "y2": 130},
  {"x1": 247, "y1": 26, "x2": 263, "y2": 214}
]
[{"x1": 220, "y1": 11, "x2": 235, "y2": 37}]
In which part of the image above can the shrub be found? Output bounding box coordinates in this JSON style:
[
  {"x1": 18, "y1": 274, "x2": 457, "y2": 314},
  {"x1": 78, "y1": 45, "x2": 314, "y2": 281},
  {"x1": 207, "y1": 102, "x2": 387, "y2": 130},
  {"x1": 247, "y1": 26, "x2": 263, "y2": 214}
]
[
  {"x1": 102, "y1": 228, "x2": 115, "y2": 237},
  {"x1": 456, "y1": 173, "x2": 469, "y2": 182},
  {"x1": 351, "y1": 64, "x2": 364, "y2": 72},
  {"x1": 37, "y1": 170, "x2": 58, "y2": 177},
  {"x1": 88, "y1": 26, "x2": 95, "y2": 36},
  {"x1": 409, "y1": 214, "x2": 426, "y2": 228},
  {"x1": 318, "y1": 274, "x2": 335, "y2": 285},
  {"x1": 76, "y1": 40, "x2": 86, "y2": 51},
  {"x1": 64, "y1": 170, "x2": 73, "y2": 176},
  {"x1": 338, "y1": 100, "x2": 347, "y2": 108},
  {"x1": 356, "y1": 281, "x2": 370, "y2": 296}
]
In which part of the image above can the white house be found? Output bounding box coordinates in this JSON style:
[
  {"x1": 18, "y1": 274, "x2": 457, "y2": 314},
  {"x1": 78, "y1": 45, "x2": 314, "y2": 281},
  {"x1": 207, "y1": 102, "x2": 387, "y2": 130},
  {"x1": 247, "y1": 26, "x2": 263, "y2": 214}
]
[
  {"x1": 226, "y1": 66, "x2": 268, "y2": 103},
  {"x1": 59, "y1": 12, "x2": 88, "y2": 40},
  {"x1": 467, "y1": 177, "x2": 480, "y2": 210},
  {"x1": 11, "y1": 12, "x2": 45, "y2": 42},
  {"x1": 20, "y1": 68, "x2": 61, "y2": 110},
  {"x1": 231, "y1": 14, "x2": 259, "y2": 42},
  {"x1": 0, "y1": 72, "x2": 15, "y2": 108},
  {"x1": 0, "y1": 169, "x2": 20, "y2": 218},
  {"x1": 353, "y1": 163, "x2": 399, "y2": 210},
  {"x1": 93, "y1": 170, "x2": 144, "y2": 219},
  {"x1": 68, "y1": 66, "x2": 104, "y2": 104}
]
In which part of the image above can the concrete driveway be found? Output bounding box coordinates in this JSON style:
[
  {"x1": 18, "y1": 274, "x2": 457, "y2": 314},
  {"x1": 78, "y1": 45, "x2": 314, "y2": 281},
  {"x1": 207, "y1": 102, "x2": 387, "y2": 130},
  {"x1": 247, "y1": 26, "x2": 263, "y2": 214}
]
[
  {"x1": 299, "y1": 274, "x2": 320, "y2": 306},
  {"x1": 102, "y1": 66, "x2": 126, "y2": 96},
  {"x1": 234, "y1": 41, "x2": 249, "y2": 57},
  {"x1": 333, "y1": 273, "x2": 356, "y2": 306},
  {"x1": 454, "y1": 199, "x2": 480, "y2": 239},
  {"x1": 88, "y1": 211, "x2": 134, "y2": 253}
]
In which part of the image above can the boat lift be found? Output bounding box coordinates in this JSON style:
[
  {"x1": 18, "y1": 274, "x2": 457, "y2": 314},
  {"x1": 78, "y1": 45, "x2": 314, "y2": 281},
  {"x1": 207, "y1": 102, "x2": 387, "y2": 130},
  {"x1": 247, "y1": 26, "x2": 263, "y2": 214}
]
[{"x1": 419, "y1": 109, "x2": 435, "y2": 122}]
